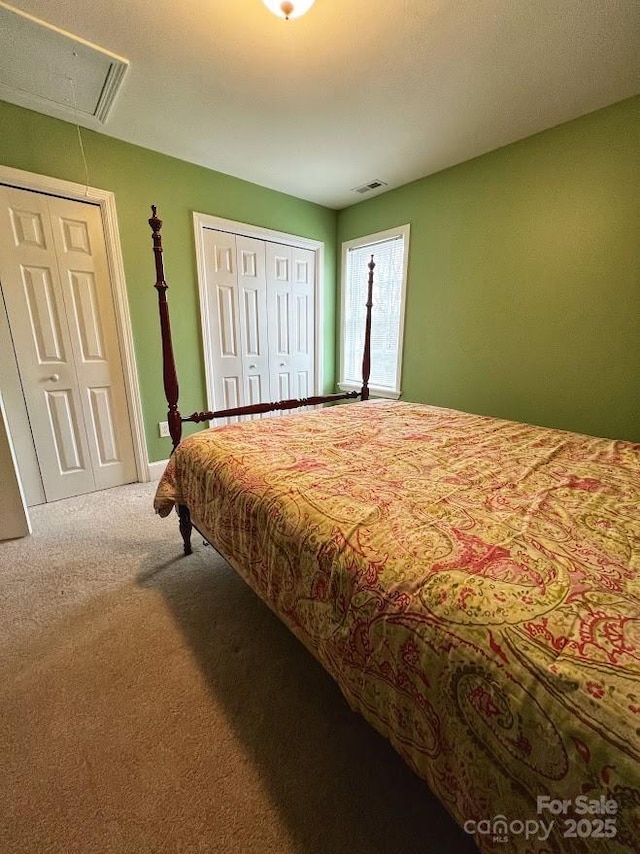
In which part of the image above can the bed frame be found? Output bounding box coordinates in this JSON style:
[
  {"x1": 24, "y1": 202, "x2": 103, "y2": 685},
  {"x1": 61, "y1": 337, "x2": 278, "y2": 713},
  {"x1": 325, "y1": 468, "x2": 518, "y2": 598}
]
[{"x1": 149, "y1": 206, "x2": 375, "y2": 555}]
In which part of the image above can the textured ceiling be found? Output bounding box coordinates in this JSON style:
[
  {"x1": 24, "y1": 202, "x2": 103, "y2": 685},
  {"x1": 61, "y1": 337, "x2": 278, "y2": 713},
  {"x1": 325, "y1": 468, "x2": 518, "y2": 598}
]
[{"x1": 2, "y1": 0, "x2": 639, "y2": 208}]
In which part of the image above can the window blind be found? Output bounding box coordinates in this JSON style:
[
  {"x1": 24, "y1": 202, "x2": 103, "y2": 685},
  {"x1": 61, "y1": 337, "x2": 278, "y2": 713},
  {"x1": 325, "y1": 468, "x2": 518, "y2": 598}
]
[{"x1": 343, "y1": 235, "x2": 405, "y2": 392}]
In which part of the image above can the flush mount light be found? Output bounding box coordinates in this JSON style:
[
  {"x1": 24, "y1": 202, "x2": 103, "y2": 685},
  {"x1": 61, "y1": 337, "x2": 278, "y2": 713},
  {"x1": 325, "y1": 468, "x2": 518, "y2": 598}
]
[{"x1": 262, "y1": 0, "x2": 315, "y2": 20}]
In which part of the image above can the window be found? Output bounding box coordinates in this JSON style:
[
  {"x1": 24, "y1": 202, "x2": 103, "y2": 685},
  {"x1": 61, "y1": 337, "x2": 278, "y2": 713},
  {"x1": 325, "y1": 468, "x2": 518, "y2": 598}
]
[{"x1": 339, "y1": 225, "x2": 409, "y2": 399}]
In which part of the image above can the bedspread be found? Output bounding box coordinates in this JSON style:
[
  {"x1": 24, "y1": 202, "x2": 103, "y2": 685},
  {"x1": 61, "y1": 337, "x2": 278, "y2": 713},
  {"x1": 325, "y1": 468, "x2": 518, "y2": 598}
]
[{"x1": 155, "y1": 401, "x2": 640, "y2": 852}]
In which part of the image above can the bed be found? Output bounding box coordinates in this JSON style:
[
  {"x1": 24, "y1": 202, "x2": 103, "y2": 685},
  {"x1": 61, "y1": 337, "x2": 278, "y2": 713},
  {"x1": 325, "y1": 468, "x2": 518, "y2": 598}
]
[{"x1": 150, "y1": 210, "x2": 640, "y2": 852}]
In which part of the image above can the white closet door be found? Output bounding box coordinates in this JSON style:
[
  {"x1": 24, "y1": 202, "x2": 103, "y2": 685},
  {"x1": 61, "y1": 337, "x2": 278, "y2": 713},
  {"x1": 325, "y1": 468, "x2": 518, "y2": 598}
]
[
  {"x1": 201, "y1": 229, "x2": 316, "y2": 421},
  {"x1": 0, "y1": 186, "x2": 136, "y2": 501},
  {"x1": 266, "y1": 242, "x2": 315, "y2": 408},
  {"x1": 48, "y1": 195, "x2": 136, "y2": 491},
  {"x1": 236, "y1": 236, "x2": 269, "y2": 415},
  {"x1": 0, "y1": 187, "x2": 96, "y2": 501},
  {"x1": 290, "y1": 247, "x2": 315, "y2": 400},
  {"x1": 202, "y1": 229, "x2": 244, "y2": 420},
  {"x1": 266, "y1": 243, "x2": 293, "y2": 405},
  {"x1": 0, "y1": 392, "x2": 31, "y2": 539},
  {"x1": 0, "y1": 282, "x2": 45, "y2": 505}
]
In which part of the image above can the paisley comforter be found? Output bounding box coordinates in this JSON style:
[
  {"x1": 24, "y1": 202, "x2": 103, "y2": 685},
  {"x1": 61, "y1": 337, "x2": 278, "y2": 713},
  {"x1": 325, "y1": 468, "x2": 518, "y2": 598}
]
[{"x1": 154, "y1": 401, "x2": 640, "y2": 852}]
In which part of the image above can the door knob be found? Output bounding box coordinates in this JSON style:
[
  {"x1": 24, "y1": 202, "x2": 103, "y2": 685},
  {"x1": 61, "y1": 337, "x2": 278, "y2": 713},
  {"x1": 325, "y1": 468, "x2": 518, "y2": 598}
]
[
  {"x1": 280, "y1": 362, "x2": 286, "y2": 367},
  {"x1": 49, "y1": 373, "x2": 60, "y2": 382},
  {"x1": 249, "y1": 364, "x2": 256, "y2": 370}
]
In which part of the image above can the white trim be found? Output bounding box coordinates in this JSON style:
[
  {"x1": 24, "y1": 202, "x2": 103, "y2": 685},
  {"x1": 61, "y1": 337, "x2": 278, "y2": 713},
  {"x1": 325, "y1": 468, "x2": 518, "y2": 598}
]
[
  {"x1": 0, "y1": 165, "x2": 149, "y2": 483},
  {"x1": 338, "y1": 382, "x2": 401, "y2": 400},
  {"x1": 193, "y1": 211, "x2": 325, "y2": 409},
  {"x1": 0, "y1": 390, "x2": 32, "y2": 536},
  {"x1": 339, "y1": 224, "x2": 410, "y2": 398},
  {"x1": 148, "y1": 458, "x2": 169, "y2": 481}
]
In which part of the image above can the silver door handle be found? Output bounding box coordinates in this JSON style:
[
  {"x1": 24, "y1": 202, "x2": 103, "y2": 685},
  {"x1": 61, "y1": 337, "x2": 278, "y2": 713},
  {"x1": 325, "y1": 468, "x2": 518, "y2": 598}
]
[
  {"x1": 249, "y1": 364, "x2": 256, "y2": 369},
  {"x1": 280, "y1": 362, "x2": 286, "y2": 367},
  {"x1": 49, "y1": 374, "x2": 60, "y2": 382}
]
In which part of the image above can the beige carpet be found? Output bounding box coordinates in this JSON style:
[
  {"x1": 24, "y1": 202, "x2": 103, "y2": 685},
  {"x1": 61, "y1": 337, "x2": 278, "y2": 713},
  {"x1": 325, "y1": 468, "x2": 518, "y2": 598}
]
[{"x1": 0, "y1": 482, "x2": 476, "y2": 854}]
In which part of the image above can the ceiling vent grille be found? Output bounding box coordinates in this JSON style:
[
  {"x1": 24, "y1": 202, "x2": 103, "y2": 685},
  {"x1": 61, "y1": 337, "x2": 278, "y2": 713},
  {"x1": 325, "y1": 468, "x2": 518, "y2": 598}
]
[
  {"x1": 0, "y1": 2, "x2": 129, "y2": 125},
  {"x1": 351, "y1": 179, "x2": 388, "y2": 195}
]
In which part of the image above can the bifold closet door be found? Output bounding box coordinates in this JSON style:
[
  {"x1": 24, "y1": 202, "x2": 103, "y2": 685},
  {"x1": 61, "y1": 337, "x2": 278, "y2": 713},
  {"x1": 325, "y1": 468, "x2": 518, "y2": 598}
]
[
  {"x1": 202, "y1": 228, "x2": 315, "y2": 420},
  {"x1": 265, "y1": 242, "x2": 314, "y2": 406},
  {"x1": 0, "y1": 186, "x2": 136, "y2": 501},
  {"x1": 202, "y1": 229, "x2": 270, "y2": 421},
  {"x1": 236, "y1": 236, "x2": 270, "y2": 412}
]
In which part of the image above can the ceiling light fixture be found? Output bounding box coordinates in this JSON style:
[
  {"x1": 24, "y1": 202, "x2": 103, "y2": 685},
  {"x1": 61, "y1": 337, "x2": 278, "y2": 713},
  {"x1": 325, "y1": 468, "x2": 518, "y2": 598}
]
[{"x1": 262, "y1": 0, "x2": 315, "y2": 20}]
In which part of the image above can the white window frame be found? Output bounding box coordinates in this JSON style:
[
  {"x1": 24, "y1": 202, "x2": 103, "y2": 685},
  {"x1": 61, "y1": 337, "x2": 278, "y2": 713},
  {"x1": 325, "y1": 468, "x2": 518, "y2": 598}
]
[{"x1": 339, "y1": 224, "x2": 410, "y2": 400}]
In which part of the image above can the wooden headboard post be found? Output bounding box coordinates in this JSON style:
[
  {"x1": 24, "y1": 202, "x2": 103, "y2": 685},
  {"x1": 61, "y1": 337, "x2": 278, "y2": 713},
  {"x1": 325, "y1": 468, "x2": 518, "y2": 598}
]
[
  {"x1": 149, "y1": 206, "x2": 182, "y2": 450},
  {"x1": 360, "y1": 255, "x2": 375, "y2": 402}
]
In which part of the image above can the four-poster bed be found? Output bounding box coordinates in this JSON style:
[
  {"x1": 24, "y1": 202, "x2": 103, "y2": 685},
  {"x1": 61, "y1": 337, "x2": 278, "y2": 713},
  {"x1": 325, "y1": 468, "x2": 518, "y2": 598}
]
[{"x1": 151, "y1": 208, "x2": 640, "y2": 853}]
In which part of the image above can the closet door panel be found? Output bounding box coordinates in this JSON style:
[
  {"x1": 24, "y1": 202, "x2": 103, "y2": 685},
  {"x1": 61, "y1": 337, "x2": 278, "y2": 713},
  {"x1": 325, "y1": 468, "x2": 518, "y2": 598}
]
[
  {"x1": 236, "y1": 236, "x2": 269, "y2": 416},
  {"x1": 266, "y1": 243, "x2": 292, "y2": 409},
  {"x1": 0, "y1": 284, "x2": 45, "y2": 505},
  {"x1": 202, "y1": 228, "x2": 317, "y2": 421},
  {"x1": 203, "y1": 229, "x2": 244, "y2": 422},
  {"x1": 49, "y1": 196, "x2": 136, "y2": 490},
  {"x1": 0, "y1": 186, "x2": 95, "y2": 500},
  {"x1": 291, "y1": 246, "x2": 315, "y2": 400}
]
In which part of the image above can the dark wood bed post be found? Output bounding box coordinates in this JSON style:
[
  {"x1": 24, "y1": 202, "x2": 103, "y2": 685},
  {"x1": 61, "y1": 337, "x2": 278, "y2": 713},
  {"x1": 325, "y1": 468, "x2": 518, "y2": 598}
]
[
  {"x1": 360, "y1": 255, "x2": 375, "y2": 402},
  {"x1": 149, "y1": 206, "x2": 182, "y2": 451},
  {"x1": 149, "y1": 206, "x2": 192, "y2": 555}
]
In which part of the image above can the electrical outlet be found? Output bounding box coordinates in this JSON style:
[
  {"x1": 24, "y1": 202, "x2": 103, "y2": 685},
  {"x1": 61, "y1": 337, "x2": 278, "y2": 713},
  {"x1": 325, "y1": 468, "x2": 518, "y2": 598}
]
[{"x1": 159, "y1": 421, "x2": 170, "y2": 438}]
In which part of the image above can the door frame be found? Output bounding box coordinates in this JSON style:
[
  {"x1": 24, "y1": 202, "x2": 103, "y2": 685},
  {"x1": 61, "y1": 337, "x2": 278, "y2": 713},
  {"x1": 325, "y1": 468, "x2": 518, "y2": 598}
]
[
  {"x1": 193, "y1": 211, "x2": 325, "y2": 411},
  {"x1": 0, "y1": 165, "x2": 149, "y2": 484}
]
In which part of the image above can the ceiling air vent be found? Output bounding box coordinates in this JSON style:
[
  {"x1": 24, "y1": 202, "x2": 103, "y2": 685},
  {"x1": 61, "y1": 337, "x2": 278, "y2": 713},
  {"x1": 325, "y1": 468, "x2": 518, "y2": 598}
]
[
  {"x1": 351, "y1": 179, "x2": 388, "y2": 195},
  {"x1": 0, "y1": 2, "x2": 129, "y2": 125}
]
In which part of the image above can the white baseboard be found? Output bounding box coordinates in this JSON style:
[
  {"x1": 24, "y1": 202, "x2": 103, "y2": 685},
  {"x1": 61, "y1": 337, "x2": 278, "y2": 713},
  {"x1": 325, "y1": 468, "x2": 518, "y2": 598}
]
[{"x1": 148, "y1": 459, "x2": 169, "y2": 481}]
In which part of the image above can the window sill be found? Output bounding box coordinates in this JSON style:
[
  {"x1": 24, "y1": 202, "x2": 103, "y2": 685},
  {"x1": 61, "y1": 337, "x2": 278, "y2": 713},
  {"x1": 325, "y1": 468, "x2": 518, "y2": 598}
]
[{"x1": 338, "y1": 383, "x2": 401, "y2": 401}]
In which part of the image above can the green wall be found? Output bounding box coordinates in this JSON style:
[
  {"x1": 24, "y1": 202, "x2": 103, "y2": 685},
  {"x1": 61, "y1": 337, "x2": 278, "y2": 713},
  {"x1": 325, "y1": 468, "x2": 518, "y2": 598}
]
[
  {"x1": 2, "y1": 95, "x2": 638, "y2": 466},
  {"x1": 337, "y1": 96, "x2": 640, "y2": 442},
  {"x1": 0, "y1": 100, "x2": 338, "y2": 462}
]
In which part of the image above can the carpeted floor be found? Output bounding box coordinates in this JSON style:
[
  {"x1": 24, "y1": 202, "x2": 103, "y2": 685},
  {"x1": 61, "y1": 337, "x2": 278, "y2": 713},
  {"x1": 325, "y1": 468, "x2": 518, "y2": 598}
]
[{"x1": 0, "y1": 482, "x2": 476, "y2": 854}]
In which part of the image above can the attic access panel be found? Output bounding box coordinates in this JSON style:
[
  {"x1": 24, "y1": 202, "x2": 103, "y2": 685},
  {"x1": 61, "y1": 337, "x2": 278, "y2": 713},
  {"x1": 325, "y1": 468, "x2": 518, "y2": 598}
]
[{"x1": 0, "y1": 3, "x2": 128, "y2": 124}]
